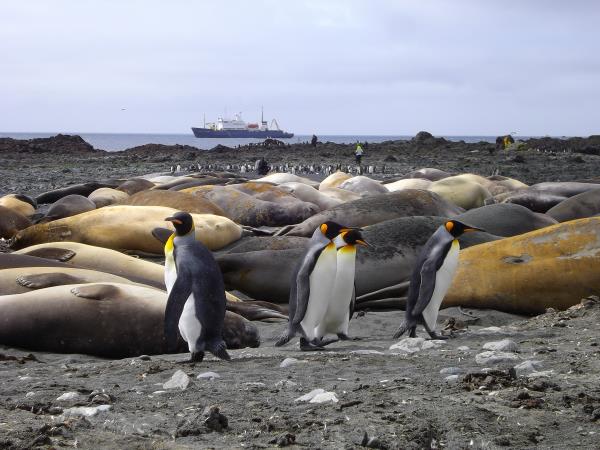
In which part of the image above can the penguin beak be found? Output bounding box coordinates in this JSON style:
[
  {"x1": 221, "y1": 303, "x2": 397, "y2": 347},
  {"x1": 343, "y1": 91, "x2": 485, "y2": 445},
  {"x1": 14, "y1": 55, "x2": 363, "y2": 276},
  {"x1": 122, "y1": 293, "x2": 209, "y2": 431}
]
[
  {"x1": 165, "y1": 216, "x2": 183, "y2": 225},
  {"x1": 356, "y1": 239, "x2": 370, "y2": 247}
]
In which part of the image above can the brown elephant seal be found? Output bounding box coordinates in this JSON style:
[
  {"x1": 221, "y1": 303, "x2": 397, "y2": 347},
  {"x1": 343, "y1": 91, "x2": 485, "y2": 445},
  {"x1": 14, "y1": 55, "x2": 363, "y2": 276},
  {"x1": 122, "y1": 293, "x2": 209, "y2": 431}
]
[
  {"x1": 546, "y1": 189, "x2": 600, "y2": 222},
  {"x1": 255, "y1": 173, "x2": 319, "y2": 187},
  {"x1": 118, "y1": 190, "x2": 226, "y2": 216},
  {"x1": 0, "y1": 283, "x2": 260, "y2": 358},
  {"x1": 169, "y1": 177, "x2": 232, "y2": 191},
  {"x1": 185, "y1": 185, "x2": 319, "y2": 227},
  {"x1": 277, "y1": 189, "x2": 463, "y2": 237},
  {"x1": 151, "y1": 177, "x2": 198, "y2": 190},
  {"x1": 453, "y1": 203, "x2": 557, "y2": 237},
  {"x1": 400, "y1": 168, "x2": 450, "y2": 181},
  {"x1": 218, "y1": 216, "x2": 499, "y2": 304},
  {"x1": 0, "y1": 252, "x2": 74, "y2": 270},
  {"x1": 319, "y1": 186, "x2": 361, "y2": 203},
  {"x1": 320, "y1": 171, "x2": 353, "y2": 189},
  {"x1": 384, "y1": 178, "x2": 432, "y2": 192},
  {"x1": 444, "y1": 217, "x2": 600, "y2": 314},
  {"x1": 428, "y1": 176, "x2": 493, "y2": 210},
  {"x1": 0, "y1": 194, "x2": 36, "y2": 217},
  {"x1": 485, "y1": 176, "x2": 528, "y2": 196},
  {"x1": 10, "y1": 206, "x2": 242, "y2": 253},
  {"x1": 498, "y1": 190, "x2": 567, "y2": 213},
  {"x1": 36, "y1": 194, "x2": 96, "y2": 223},
  {"x1": 230, "y1": 182, "x2": 319, "y2": 210},
  {"x1": 279, "y1": 182, "x2": 343, "y2": 210},
  {"x1": 0, "y1": 205, "x2": 31, "y2": 239},
  {"x1": 116, "y1": 178, "x2": 155, "y2": 195},
  {"x1": 36, "y1": 182, "x2": 118, "y2": 204},
  {"x1": 339, "y1": 176, "x2": 388, "y2": 196},
  {"x1": 88, "y1": 187, "x2": 130, "y2": 208}
]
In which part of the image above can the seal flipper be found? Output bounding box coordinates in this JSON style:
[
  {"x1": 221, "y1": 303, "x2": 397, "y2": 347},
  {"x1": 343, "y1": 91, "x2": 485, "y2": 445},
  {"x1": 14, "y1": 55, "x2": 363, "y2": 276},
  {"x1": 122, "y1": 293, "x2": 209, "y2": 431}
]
[
  {"x1": 17, "y1": 273, "x2": 82, "y2": 289},
  {"x1": 164, "y1": 273, "x2": 193, "y2": 353},
  {"x1": 21, "y1": 247, "x2": 76, "y2": 262},
  {"x1": 70, "y1": 283, "x2": 119, "y2": 300}
]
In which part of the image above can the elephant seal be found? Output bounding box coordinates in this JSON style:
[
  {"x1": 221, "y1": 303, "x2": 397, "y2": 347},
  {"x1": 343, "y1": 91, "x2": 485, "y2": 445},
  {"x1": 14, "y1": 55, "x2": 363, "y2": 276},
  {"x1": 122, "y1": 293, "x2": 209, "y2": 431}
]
[
  {"x1": 339, "y1": 176, "x2": 388, "y2": 196},
  {"x1": 429, "y1": 176, "x2": 492, "y2": 210},
  {"x1": 444, "y1": 217, "x2": 600, "y2": 314},
  {"x1": 151, "y1": 177, "x2": 198, "y2": 190},
  {"x1": 384, "y1": 178, "x2": 431, "y2": 192},
  {"x1": 453, "y1": 203, "x2": 557, "y2": 237},
  {"x1": 185, "y1": 185, "x2": 319, "y2": 227},
  {"x1": 0, "y1": 194, "x2": 36, "y2": 217},
  {"x1": 89, "y1": 188, "x2": 130, "y2": 208},
  {"x1": 256, "y1": 173, "x2": 319, "y2": 187},
  {"x1": 400, "y1": 168, "x2": 450, "y2": 182},
  {"x1": 0, "y1": 252, "x2": 74, "y2": 270},
  {"x1": 528, "y1": 182, "x2": 600, "y2": 198},
  {"x1": 169, "y1": 177, "x2": 232, "y2": 191},
  {"x1": 0, "y1": 206, "x2": 31, "y2": 239},
  {"x1": 278, "y1": 182, "x2": 342, "y2": 211},
  {"x1": 230, "y1": 182, "x2": 319, "y2": 210},
  {"x1": 116, "y1": 178, "x2": 155, "y2": 195},
  {"x1": 218, "y1": 216, "x2": 499, "y2": 303},
  {"x1": 319, "y1": 187, "x2": 361, "y2": 203},
  {"x1": 277, "y1": 189, "x2": 463, "y2": 237},
  {"x1": 36, "y1": 182, "x2": 118, "y2": 204},
  {"x1": 0, "y1": 283, "x2": 260, "y2": 358},
  {"x1": 546, "y1": 189, "x2": 600, "y2": 222},
  {"x1": 118, "y1": 190, "x2": 226, "y2": 216},
  {"x1": 36, "y1": 194, "x2": 96, "y2": 223},
  {"x1": 486, "y1": 176, "x2": 528, "y2": 196},
  {"x1": 498, "y1": 190, "x2": 567, "y2": 213},
  {"x1": 320, "y1": 171, "x2": 352, "y2": 190},
  {"x1": 10, "y1": 206, "x2": 242, "y2": 253}
]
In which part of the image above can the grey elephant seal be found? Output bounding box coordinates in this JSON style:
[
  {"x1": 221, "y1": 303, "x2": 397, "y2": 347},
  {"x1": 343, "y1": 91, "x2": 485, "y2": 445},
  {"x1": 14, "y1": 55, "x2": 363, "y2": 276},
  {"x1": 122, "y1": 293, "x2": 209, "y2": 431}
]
[
  {"x1": 35, "y1": 194, "x2": 96, "y2": 223},
  {"x1": 36, "y1": 182, "x2": 118, "y2": 204},
  {"x1": 546, "y1": 188, "x2": 600, "y2": 222}
]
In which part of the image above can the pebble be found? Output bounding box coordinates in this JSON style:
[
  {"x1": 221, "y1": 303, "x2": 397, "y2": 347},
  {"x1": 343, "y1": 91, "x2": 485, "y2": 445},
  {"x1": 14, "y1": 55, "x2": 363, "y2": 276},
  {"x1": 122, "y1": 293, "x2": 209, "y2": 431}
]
[
  {"x1": 62, "y1": 405, "x2": 111, "y2": 418},
  {"x1": 279, "y1": 357, "x2": 304, "y2": 368},
  {"x1": 440, "y1": 367, "x2": 462, "y2": 375},
  {"x1": 514, "y1": 360, "x2": 543, "y2": 376},
  {"x1": 389, "y1": 338, "x2": 445, "y2": 353},
  {"x1": 197, "y1": 372, "x2": 220, "y2": 380},
  {"x1": 56, "y1": 392, "x2": 83, "y2": 402},
  {"x1": 349, "y1": 350, "x2": 385, "y2": 355},
  {"x1": 475, "y1": 351, "x2": 520, "y2": 365},
  {"x1": 482, "y1": 339, "x2": 519, "y2": 352},
  {"x1": 163, "y1": 370, "x2": 191, "y2": 390}
]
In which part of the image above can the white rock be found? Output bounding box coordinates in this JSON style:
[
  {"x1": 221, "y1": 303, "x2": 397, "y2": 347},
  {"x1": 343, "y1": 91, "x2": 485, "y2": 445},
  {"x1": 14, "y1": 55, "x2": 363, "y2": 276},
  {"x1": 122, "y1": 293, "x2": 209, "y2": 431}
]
[
  {"x1": 527, "y1": 370, "x2": 554, "y2": 378},
  {"x1": 483, "y1": 339, "x2": 519, "y2": 352},
  {"x1": 295, "y1": 388, "x2": 325, "y2": 402},
  {"x1": 389, "y1": 338, "x2": 426, "y2": 353},
  {"x1": 422, "y1": 340, "x2": 447, "y2": 350},
  {"x1": 163, "y1": 370, "x2": 190, "y2": 390},
  {"x1": 56, "y1": 392, "x2": 82, "y2": 402},
  {"x1": 280, "y1": 357, "x2": 304, "y2": 368},
  {"x1": 457, "y1": 346, "x2": 471, "y2": 352},
  {"x1": 445, "y1": 375, "x2": 460, "y2": 383},
  {"x1": 62, "y1": 405, "x2": 111, "y2": 418},
  {"x1": 274, "y1": 380, "x2": 298, "y2": 389},
  {"x1": 514, "y1": 360, "x2": 543, "y2": 376},
  {"x1": 310, "y1": 391, "x2": 339, "y2": 404},
  {"x1": 472, "y1": 326, "x2": 507, "y2": 335},
  {"x1": 197, "y1": 371, "x2": 220, "y2": 380},
  {"x1": 475, "y1": 351, "x2": 520, "y2": 365},
  {"x1": 350, "y1": 350, "x2": 385, "y2": 355},
  {"x1": 440, "y1": 367, "x2": 462, "y2": 375},
  {"x1": 25, "y1": 392, "x2": 36, "y2": 398}
]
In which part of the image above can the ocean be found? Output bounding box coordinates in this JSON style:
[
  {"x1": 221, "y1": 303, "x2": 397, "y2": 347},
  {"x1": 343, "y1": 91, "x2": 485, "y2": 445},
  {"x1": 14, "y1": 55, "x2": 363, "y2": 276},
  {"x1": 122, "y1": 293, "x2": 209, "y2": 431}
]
[{"x1": 0, "y1": 132, "x2": 503, "y2": 152}]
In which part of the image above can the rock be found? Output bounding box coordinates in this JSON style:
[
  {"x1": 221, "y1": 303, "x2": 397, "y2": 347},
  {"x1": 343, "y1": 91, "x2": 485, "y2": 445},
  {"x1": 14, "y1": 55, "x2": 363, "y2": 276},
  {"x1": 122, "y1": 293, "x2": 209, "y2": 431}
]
[
  {"x1": 138, "y1": 355, "x2": 151, "y2": 361},
  {"x1": 422, "y1": 340, "x2": 447, "y2": 350},
  {"x1": 475, "y1": 351, "x2": 520, "y2": 365},
  {"x1": 175, "y1": 405, "x2": 228, "y2": 436},
  {"x1": 440, "y1": 367, "x2": 462, "y2": 375},
  {"x1": 361, "y1": 431, "x2": 389, "y2": 449},
  {"x1": 274, "y1": 380, "x2": 298, "y2": 389},
  {"x1": 389, "y1": 338, "x2": 445, "y2": 353},
  {"x1": 163, "y1": 370, "x2": 191, "y2": 390},
  {"x1": 295, "y1": 388, "x2": 338, "y2": 403},
  {"x1": 203, "y1": 405, "x2": 228, "y2": 432},
  {"x1": 483, "y1": 339, "x2": 519, "y2": 352},
  {"x1": 197, "y1": 371, "x2": 220, "y2": 380},
  {"x1": 269, "y1": 432, "x2": 296, "y2": 447},
  {"x1": 445, "y1": 375, "x2": 460, "y2": 383},
  {"x1": 62, "y1": 405, "x2": 111, "y2": 418},
  {"x1": 56, "y1": 392, "x2": 82, "y2": 402},
  {"x1": 350, "y1": 350, "x2": 385, "y2": 355},
  {"x1": 457, "y1": 346, "x2": 471, "y2": 352},
  {"x1": 472, "y1": 326, "x2": 508, "y2": 335},
  {"x1": 280, "y1": 357, "x2": 303, "y2": 368},
  {"x1": 514, "y1": 360, "x2": 543, "y2": 376},
  {"x1": 25, "y1": 392, "x2": 36, "y2": 398}
]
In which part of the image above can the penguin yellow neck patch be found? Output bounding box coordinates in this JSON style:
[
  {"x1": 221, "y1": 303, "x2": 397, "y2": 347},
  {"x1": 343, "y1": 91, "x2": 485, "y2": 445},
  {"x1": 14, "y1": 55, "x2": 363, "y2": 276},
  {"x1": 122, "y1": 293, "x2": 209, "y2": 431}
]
[{"x1": 165, "y1": 234, "x2": 175, "y2": 254}]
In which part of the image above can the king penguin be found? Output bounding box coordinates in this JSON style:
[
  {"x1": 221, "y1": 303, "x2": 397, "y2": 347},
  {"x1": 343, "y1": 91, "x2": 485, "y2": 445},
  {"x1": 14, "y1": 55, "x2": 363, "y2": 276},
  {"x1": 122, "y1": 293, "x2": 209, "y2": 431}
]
[
  {"x1": 163, "y1": 211, "x2": 230, "y2": 362},
  {"x1": 393, "y1": 219, "x2": 483, "y2": 340},
  {"x1": 275, "y1": 221, "x2": 350, "y2": 351},
  {"x1": 314, "y1": 228, "x2": 369, "y2": 345}
]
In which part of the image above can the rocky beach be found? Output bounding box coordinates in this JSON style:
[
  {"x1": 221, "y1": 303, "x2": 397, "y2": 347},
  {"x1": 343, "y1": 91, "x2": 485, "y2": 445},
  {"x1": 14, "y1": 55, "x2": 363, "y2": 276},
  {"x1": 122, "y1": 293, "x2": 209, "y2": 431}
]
[{"x1": 1, "y1": 133, "x2": 600, "y2": 449}]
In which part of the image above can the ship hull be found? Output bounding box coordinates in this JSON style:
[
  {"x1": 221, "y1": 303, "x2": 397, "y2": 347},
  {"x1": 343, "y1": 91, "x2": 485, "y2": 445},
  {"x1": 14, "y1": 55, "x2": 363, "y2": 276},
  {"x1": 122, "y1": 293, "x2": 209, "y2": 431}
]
[{"x1": 191, "y1": 127, "x2": 294, "y2": 138}]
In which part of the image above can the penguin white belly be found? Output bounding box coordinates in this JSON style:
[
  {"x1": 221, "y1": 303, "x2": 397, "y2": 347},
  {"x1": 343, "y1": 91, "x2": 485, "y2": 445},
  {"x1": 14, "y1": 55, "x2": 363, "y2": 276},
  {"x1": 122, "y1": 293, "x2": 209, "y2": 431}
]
[
  {"x1": 300, "y1": 243, "x2": 337, "y2": 341},
  {"x1": 179, "y1": 294, "x2": 202, "y2": 353},
  {"x1": 422, "y1": 240, "x2": 460, "y2": 331},
  {"x1": 316, "y1": 246, "x2": 356, "y2": 337}
]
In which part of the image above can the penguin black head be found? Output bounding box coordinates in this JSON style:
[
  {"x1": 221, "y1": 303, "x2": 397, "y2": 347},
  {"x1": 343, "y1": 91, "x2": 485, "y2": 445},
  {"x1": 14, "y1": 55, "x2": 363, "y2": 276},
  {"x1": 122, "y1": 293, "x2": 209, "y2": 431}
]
[
  {"x1": 339, "y1": 229, "x2": 370, "y2": 247},
  {"x1": 165, "y1": 211, "x2": 194, "y2": 236},
  {"x1": 319, "y1": 221, "x2": 356, "y2": 240},
  {"x1": 444, "y1": 220, "x2": 484, "y2": 238}
]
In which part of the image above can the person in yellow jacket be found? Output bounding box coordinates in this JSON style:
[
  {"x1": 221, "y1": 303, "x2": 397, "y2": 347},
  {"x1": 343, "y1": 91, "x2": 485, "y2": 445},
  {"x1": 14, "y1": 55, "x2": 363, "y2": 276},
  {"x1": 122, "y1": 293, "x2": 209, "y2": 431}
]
[{"x1": 355, "y1": 143, "x2": 364, "y2": 164}]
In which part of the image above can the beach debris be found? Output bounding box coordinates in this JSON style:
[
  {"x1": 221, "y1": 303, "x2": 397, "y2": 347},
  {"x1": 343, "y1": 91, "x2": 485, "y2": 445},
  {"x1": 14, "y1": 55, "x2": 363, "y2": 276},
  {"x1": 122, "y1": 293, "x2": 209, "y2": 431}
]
[
  {"x1": 483, "y1": 339, "x2": 519, "y2": 352},
  {"x1": 197, "y1": 371, "x2": 220, "y2": 380},
  {"x1": 295, "y1": 388, "x2": 339, "y2": 404},
  {"x1": 444, "y1": 375, "x2": 460, "y2": 383},
  {"x1": 163, "y1": 370, "x2": 191, "y2": 390},
  {"x1": 389, "y1": 337, "x2": 446, "y2": 353},
  {"x1": 279, "y1": 357, "x2": 305, "y2": 368},
  {"x1": 61, "y1": 404, "x2": 111, "y2": 418},
  {"x1": 475, "y1": 351, "x2": 520, "y2": 365},
  {"x1": 55, "y1": 392, "x2": 83, "y2": 402}
]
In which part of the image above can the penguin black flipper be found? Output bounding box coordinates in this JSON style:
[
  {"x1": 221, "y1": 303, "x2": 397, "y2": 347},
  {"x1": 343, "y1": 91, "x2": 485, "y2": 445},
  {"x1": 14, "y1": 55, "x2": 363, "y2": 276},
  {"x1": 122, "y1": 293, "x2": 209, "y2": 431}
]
[
  {"x1": 291, "y1": 246, "x2": 324, "y2": 326},
  {"x1": 410, "y1": 258, "x2": 438, "y2": 317},
  {"x1": 164, "y1": 271, "x2": 193, "y2": 352},
  {"x1": 349, "y1": 284, "x2": 356, "y2": 320}
]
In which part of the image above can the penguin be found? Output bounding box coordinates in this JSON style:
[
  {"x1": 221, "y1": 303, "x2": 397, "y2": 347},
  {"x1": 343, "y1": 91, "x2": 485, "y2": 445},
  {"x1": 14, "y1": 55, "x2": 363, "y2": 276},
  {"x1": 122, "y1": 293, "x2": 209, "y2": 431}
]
[
  {"x1": 163, "y1": 211, "x2": 230, "y2": 362},
  {"x1": 275, "y1": 221, "x2": 350, "y2": 351},
  {"x1": 314, "y1": 229, "x2": 369, "y2": 344},
  {"x1": 393, "y1": 219, "x2": 483, "y2": 340}
]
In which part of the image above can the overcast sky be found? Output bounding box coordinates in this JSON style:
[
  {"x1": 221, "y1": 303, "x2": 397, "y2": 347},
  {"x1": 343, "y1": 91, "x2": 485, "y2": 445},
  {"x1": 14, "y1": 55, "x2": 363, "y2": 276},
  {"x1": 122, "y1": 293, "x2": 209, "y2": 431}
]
[{"x1": 1, "y1": 1, "x2": 598, "y2": 135}]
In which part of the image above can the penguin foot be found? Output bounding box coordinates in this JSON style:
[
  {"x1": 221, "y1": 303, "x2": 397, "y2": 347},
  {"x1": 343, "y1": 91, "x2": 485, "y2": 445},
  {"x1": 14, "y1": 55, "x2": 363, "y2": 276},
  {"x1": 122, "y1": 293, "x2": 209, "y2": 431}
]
[
  {"x1": 337, "y1": 333, "x2": 361, "y2": 341},
  {"x1": 315, "y1": 337, "x2": 339, "y2": 347},
  {"x1": 426, "y1": 332, "x2": 449, "y2": 340},
  {"x1": 189, "y1": 351, "x2": 205, "y2": 363},
  {"x1": 299, "y1": 338, "x2": 324, "y2": 352}
]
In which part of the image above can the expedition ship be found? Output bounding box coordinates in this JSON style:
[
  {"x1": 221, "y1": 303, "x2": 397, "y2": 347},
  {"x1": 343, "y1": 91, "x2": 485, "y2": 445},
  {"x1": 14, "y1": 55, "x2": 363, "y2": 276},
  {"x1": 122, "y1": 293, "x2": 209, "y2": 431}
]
[{"x1": 191, "y1": 111, "x2": 293, "y2": 138}]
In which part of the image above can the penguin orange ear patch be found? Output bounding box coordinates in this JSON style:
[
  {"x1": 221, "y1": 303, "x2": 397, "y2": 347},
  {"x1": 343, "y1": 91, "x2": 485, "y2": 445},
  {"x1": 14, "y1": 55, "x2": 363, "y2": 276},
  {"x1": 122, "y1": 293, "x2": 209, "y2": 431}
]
[
  {"x1": 320, "y1": 223, "x2": 328, "y2": 234},
  {"x1": 445, "y1": 221, "x2": 454, "y2": 232}
]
